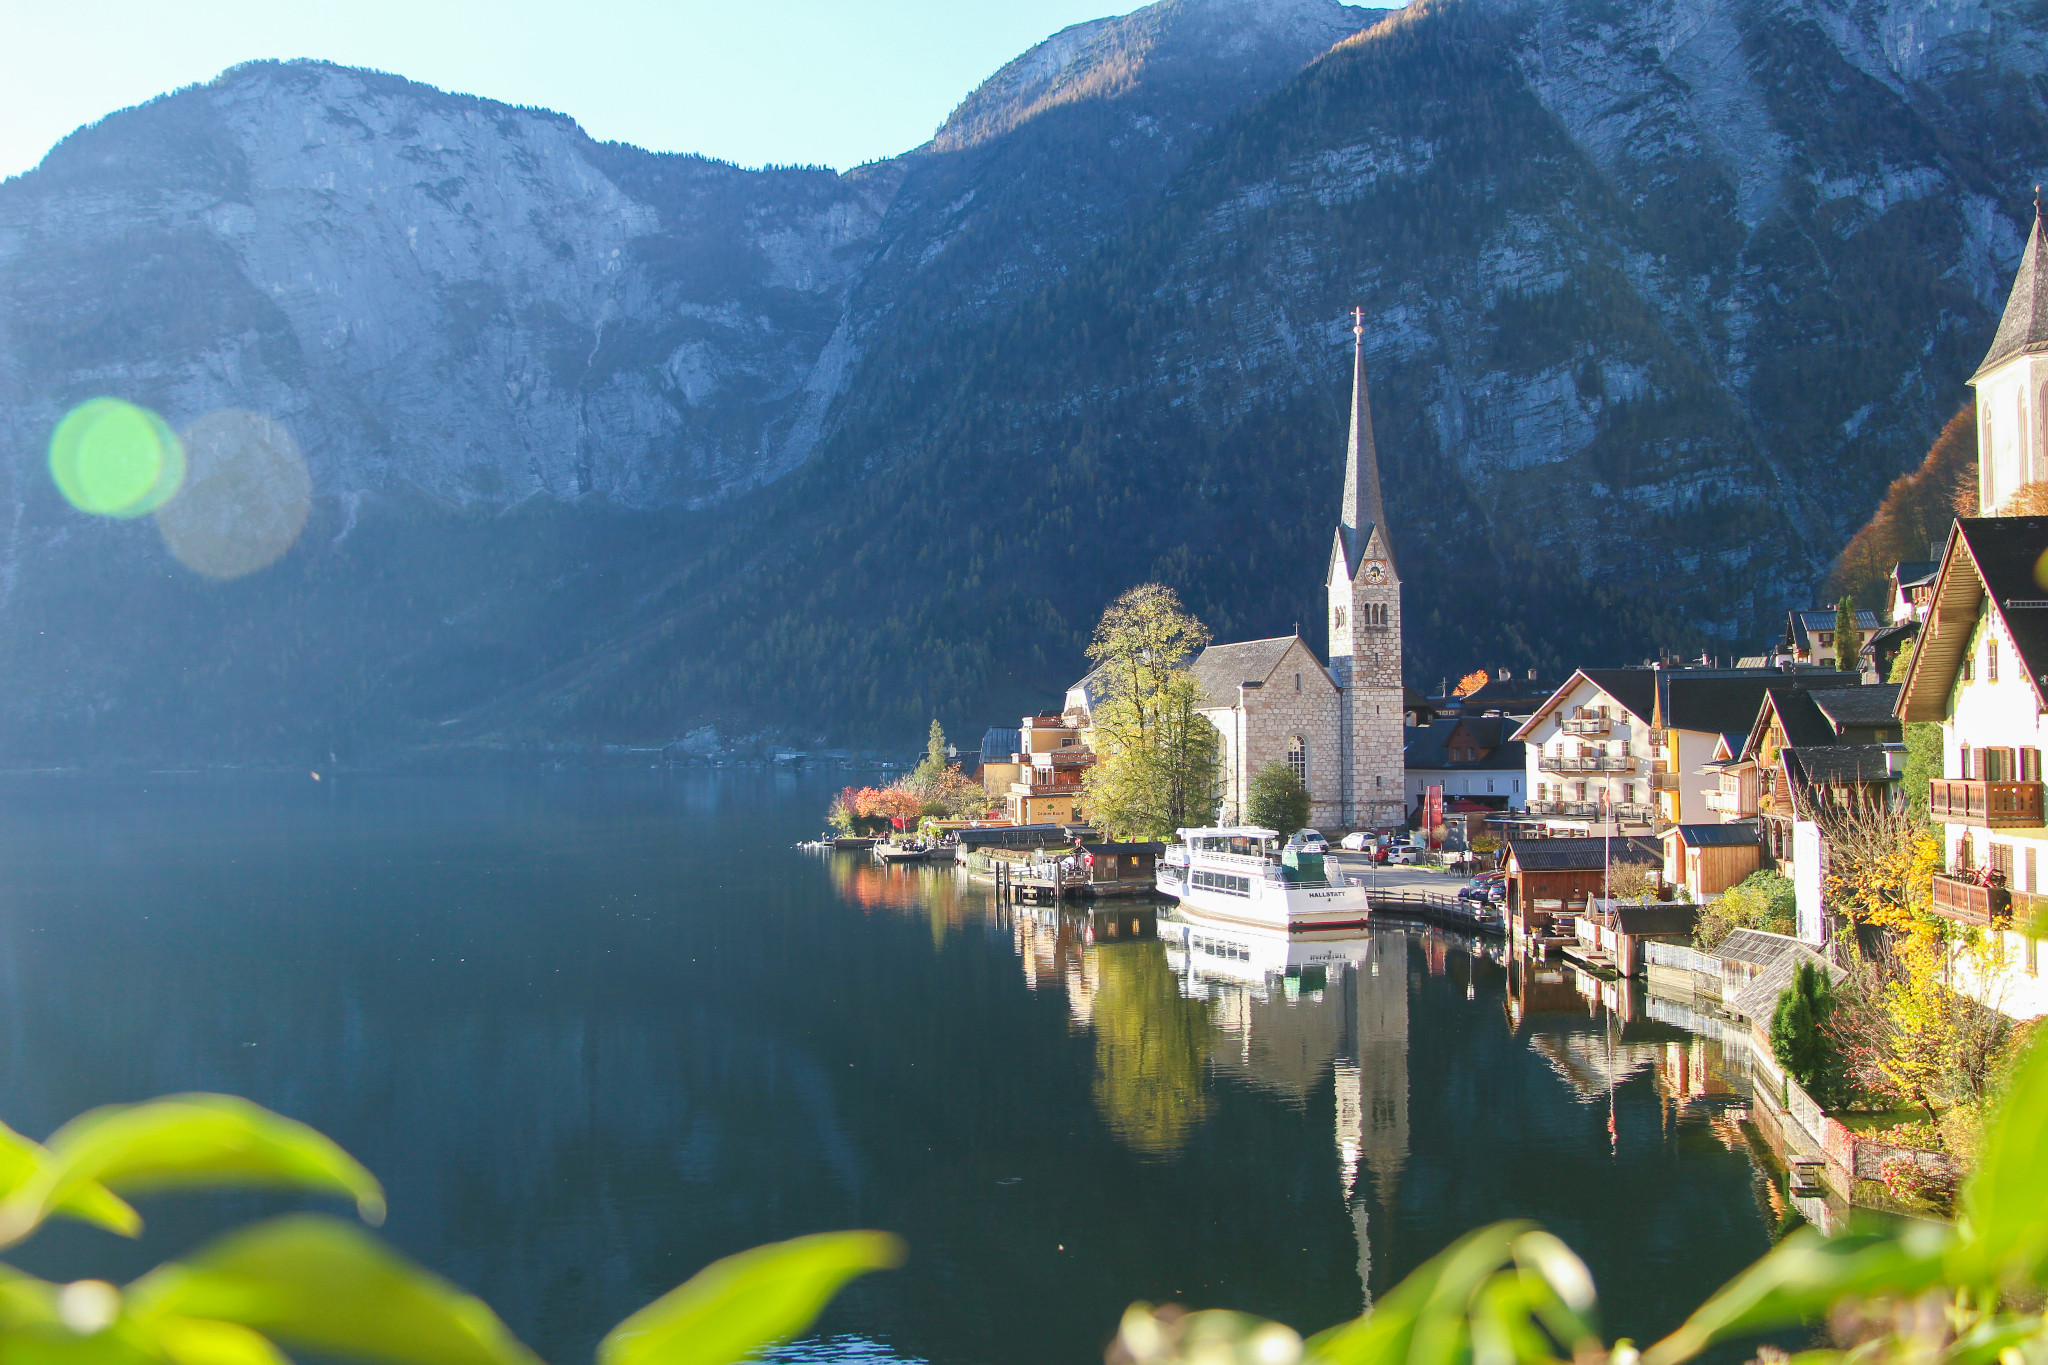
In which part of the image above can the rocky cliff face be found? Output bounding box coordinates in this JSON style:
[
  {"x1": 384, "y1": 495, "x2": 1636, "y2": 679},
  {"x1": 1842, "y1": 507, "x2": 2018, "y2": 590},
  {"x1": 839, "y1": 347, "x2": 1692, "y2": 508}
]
[{"x1": 0, "y1": 0, "x2": 2044, "y2": 760}]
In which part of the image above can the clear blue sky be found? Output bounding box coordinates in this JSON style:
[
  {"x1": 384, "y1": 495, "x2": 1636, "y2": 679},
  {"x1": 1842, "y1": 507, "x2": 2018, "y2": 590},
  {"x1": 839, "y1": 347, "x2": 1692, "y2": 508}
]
[{"x1": 0, "y1": 0, "x2": 1137, "y2": 182}]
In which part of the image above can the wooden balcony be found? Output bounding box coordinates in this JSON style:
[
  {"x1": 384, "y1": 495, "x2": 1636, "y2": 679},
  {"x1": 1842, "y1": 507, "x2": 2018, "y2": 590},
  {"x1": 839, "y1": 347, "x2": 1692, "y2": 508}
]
[
  {"x1": 1929, "y1": 779, "x2": 2045, "y2": 829},
  {"x1": 1561, "y1": 717, "x2": 1611, "y2": 735},
  {"x1": 1931, "y1": 872, "x2": 2012, "y2": 927},
  {"x1": 1041, "y1": 749, "x2": 1095, "y2": 768},
  {"x1": 1649, "y1": 771, "x2": 1681, "y2": 791},
  {"x1": 1703, "y1": 788, "x2": 1755, "y2": 816}
]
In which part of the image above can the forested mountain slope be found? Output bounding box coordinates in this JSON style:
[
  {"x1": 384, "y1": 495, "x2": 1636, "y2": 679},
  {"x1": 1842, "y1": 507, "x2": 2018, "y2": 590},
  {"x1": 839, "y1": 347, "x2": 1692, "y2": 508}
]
[{"x1": 0, "y1": 0, "x2": 2043, "y2": 760}]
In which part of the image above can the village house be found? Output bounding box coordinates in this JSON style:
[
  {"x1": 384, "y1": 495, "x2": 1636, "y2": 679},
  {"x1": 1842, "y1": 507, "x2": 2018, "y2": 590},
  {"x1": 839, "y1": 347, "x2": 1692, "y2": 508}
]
[
  {"x1": 1779, "y1": 608, "x2": 1884, "y2": 670},
  {"x1": 1661, "y1": 822, "x2": 1762, "y2": 903},
  {"x1": 1002, "y1": 713, "x2": 1091, "y2": 825},
  {"x1": 1577, "y1": 899, "x2": 1703, "y2": 976},
  {"x1": 1896, "y1": 516, "x2": 2048, "y2": 1019},
  {"x1": 1646, "y1": 669, "x2": 1866, "y2": 828},
  {"x1": 1501, "y1": 836, "x2": 1662, "y2": 948},
  {"x1": 1698, "y1": 684, "x2": 1903, "y2": 937},
  {"x1": 1891, "y1": 559, "x2": 1940, "y2": 624},
  {"x1": 1512, "y1": 670, "x2": 1659, "y2": 832},
  {"x1": 1403, "y1": 715, "x2": 1526, "y2": 815}
]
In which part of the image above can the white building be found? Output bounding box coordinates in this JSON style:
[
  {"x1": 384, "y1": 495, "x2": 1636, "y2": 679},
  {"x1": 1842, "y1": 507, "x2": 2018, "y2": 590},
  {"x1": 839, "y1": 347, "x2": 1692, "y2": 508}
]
[
  {"x1": 1896, "y1": 515, "x2": 2048, "y2": 1020},
  {"x1": 1972, "y1": 201, "x2": 2048, "y2": 514},
  {"x1": 1512, "y1": 670, "x2": 1659, "y2": 831}
]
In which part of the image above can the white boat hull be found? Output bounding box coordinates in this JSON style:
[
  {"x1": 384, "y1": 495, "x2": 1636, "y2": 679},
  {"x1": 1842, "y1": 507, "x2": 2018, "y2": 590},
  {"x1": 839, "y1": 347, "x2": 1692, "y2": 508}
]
[{"x1": 1154, "y1": 863, "x2": 1373, "y2": 931}]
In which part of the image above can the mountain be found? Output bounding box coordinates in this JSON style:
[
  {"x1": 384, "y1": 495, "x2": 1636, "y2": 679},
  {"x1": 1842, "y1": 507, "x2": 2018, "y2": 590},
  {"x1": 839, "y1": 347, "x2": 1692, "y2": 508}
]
[{"x1": 0, "y1": 0, "x2": 2044, "y2": 763}]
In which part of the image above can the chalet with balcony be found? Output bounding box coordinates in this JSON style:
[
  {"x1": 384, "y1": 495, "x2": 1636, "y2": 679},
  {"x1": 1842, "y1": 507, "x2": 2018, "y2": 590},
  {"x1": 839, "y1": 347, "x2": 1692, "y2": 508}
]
[
  {"x1": 1512, "y1": 670, "x2": 1660, "y2": 832},
  {"x1": 1895, "y1": 516, "x2": 2048, "y2": 1019},
  {"x1": 1647, "y1": 670, "x2": 1865, "y2": 829},
  {"x1": 1003, "y1": 713, "x2": 1093, "y2": 825},
  {"x1": 1404, "y1": 715, "x2": 1526, "y2": 814}
]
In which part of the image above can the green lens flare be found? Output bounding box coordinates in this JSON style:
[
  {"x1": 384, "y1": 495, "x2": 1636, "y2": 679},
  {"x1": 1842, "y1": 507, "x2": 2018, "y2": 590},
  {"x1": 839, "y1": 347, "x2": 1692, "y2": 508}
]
[{"x1": 48, "y1": 399, "x2": 185, "y2": 518}]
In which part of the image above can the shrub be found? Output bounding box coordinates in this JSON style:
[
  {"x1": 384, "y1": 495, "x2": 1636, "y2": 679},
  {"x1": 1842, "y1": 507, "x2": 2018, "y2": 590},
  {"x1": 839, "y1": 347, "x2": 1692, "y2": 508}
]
[
  {"x1": 1246, "y1": 761, "x2": 1311, "y2": 835},
  {"x1": 1696, "y1": 869, "x2": 1796, "y2": 948}
]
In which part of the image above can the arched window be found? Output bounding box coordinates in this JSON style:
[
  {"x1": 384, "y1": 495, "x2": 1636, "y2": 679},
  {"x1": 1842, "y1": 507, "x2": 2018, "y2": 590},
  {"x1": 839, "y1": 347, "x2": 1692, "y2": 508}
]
[
  {"x1": 1334, "y1": 606, "x2": 1346, "y2": 628},
  {"x1": 1288, "y1": 735, "x2": 1307, "y2": 788}
]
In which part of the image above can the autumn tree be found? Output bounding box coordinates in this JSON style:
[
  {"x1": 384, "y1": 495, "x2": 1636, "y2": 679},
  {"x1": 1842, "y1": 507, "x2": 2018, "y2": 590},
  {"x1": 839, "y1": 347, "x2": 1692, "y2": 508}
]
[
  {"x1": 1452, "y1": 669, "x2": 1489, "y2": 698},
  {"x1": 1081, "y1": 585, "x2": 1221, "y2": 839}
]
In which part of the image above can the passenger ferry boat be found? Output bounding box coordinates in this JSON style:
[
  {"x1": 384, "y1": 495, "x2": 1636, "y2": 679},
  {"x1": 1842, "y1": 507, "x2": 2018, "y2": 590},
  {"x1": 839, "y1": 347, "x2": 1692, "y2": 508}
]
[{"x1": 1154, "y1": 826, "x2": 1373, "y2": 931}]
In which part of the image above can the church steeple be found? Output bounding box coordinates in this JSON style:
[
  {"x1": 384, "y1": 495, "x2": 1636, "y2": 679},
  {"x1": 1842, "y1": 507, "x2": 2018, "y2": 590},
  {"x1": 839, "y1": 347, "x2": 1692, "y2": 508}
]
[
  {"x1": 1341, "y1": 307, "x2": 1392, "y2": 574},
  {"x1": 1975, "y1": 191, "x2": 2048, "y2": 381}
]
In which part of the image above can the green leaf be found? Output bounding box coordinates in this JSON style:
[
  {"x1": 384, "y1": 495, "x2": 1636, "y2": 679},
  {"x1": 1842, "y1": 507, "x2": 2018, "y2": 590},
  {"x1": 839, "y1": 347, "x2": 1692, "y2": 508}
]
[
  {"x1": 1308, "y1": 1223, "x2": 1531, "y2": 1365},
  {"x1": 598, "y1": 1231, "x2": 905, "y2": 1365},
  {"x1": 125, "y1": 1215, "x2": 536, "y2": 1365},
  {"x1": 0, "y1": 1123, "x2": 137, "y2": 1238},
  {"x1": 0, "y1": 1096, "x2": 383, "y2": 1246},
  {"x1": 1638, "y1": 1226, "x2": 1949, "y2": 1365},
  {"x1": 1957, "y1": 1033, "x2": 2048, "y2": 1285},
  {"x1": 149, "y1": 1317, "x2": 291, "y2": 1365}
]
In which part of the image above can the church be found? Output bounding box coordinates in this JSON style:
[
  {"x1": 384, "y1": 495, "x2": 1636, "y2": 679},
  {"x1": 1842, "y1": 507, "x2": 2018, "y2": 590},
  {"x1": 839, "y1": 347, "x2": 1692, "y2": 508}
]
[{"x1": 1070, "y1": 315, "x2": 1407, "y2": 833}]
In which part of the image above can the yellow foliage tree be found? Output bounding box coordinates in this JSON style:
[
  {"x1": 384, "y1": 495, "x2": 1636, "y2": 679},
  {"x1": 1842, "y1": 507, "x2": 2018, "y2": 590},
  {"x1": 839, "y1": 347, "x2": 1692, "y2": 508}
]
[
  {"x1": 1087, "y1": 942, "x2": 1213, "y2": 1156},
  {"x1": 1452, "y1": 669, "x2": 1490, "y2": 698}
]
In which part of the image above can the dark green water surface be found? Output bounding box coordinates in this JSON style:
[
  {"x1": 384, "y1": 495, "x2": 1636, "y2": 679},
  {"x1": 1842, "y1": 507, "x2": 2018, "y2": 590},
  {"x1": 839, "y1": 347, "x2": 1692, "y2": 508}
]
[{"x1": 0, "y1": 773, "x2": 1782, "y2": 1365}]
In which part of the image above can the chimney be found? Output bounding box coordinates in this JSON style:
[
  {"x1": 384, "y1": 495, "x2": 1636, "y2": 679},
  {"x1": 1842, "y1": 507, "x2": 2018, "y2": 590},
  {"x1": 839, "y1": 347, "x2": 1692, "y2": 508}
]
[
  {"x1": 1527, "y1": 669, "x2": 1537, "y2": 681},
  {"x1": 1497, "y1": 668, "x2": 1510, "y2": 682}
]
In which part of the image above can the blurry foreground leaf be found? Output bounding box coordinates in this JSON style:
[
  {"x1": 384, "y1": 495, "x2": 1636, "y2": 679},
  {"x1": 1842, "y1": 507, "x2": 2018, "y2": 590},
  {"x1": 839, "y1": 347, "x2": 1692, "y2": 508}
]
[
  {"x1": 1306, "y1": 1223, "x2": 1598, "y2": 1365},
  {"x1": 0, "y1": 1096, "x2": 383, "y2": 1245},
  {"x1": 0, "y1": 1122, "x2": 137, "y2": 1238},
  {"x1": 1640, "y1": 1226, "x2": 1950, "y2": 1365},
  {"x1": 1956, "y1": 1032, "x2": 2048, "y2": 1286},
  {"x1": 1110, "y1": 1305, "x2": 1301, "y2": 1365},
  {"x1": 598, "y1": 1231, "x2": 905, "y2": 1365},
  {"x1": 150, "y1": 1316, "x2": 291, "y2": 1365},
  {"x1": 126, "y1": 1215, "x2": 536, "y2": 1365}
]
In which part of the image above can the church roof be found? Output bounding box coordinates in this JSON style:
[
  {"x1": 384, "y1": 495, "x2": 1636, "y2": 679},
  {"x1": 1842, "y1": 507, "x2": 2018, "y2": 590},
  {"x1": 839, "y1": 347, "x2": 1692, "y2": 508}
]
[
  {"x1": 1976, "y1": 206, "x2": 2048, "y2": 380},
  {"x1": 1189, "y1": 636, "x2": 1309, "y2": 708}
]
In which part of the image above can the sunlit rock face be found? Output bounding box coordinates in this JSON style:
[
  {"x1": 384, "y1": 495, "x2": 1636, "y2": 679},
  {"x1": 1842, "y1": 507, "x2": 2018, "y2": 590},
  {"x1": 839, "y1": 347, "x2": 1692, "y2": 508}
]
[
  {"x1": 0, "y1": 0, "x2": 2046, "y2": 759},
  {"x1": 0, "y1": 62, "x2": 892, "y2": 511}
]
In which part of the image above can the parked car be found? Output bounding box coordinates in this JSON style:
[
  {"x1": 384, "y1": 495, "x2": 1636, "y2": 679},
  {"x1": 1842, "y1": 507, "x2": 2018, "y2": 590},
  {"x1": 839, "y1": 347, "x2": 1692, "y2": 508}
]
[
  {"x1": 1386, "y1": 845, "x2": 1423, "y2": 865},
  {"x1": 1339, "y1": 832, "x2": 1373, "y2": 851},
  {"x1": 1457, "y1": 873, "x2": 1503, "y2": 903},
  {"x1": 1289, "y1": 829, "x2": 1330, "y2": 854}
]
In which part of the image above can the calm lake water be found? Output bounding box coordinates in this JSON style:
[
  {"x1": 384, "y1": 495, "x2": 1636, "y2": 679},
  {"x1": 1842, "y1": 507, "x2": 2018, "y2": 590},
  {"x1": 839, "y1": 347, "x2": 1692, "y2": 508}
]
[{"x1": 0, "y1": 772, "x2": 1787, "y2": 1365}]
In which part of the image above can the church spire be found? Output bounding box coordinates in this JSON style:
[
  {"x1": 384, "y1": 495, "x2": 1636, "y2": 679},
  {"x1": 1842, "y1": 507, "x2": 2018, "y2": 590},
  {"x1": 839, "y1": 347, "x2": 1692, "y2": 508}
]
[
  {"x1": 1341, "y1": 308, "x2": 1391, "y2": 572},
  {"x1": 1975, "y1": 188, "x2": 2048, "y2": 381}
]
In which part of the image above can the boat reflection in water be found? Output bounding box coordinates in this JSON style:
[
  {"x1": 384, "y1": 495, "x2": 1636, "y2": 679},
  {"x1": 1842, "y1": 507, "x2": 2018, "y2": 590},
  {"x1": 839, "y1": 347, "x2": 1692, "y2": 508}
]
[
  {"x1": 841, "y1": 849, "x2": 1774, "y2": 1326},
  {"x1": 1159, "y1": 909, "x2": 1417, "y2": 1308}
]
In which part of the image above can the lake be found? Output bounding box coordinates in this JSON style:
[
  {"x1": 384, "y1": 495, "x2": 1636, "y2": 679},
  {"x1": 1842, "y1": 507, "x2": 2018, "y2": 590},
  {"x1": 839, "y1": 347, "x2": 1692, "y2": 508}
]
[{"x1": 0, "y1": 771, "x2": 1785, "y2": 1365}]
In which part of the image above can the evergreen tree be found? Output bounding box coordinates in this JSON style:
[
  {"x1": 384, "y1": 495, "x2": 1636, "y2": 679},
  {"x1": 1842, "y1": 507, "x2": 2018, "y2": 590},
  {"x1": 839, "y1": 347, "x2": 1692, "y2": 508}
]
[
  {"x1": 1771, "y1": 960, "x2": 1849, "y2": 1107},
  {"x1": 1836, "y1": 595, "x2": 1861, "y2": 672},
  {"x1": 1247, "y1": 761, "x2": 1312, "y2": 836}
]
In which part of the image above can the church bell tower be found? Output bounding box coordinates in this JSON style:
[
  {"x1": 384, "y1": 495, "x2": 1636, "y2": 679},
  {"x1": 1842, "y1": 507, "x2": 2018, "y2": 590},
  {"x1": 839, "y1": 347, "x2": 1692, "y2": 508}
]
[{"x1": 1327, "y1": 310, "x2": 1405, "y2": 830}]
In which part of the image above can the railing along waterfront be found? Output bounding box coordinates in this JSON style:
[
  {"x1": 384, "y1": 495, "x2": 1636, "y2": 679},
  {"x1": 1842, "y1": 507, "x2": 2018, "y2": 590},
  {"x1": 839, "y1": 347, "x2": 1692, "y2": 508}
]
[{"x1": 1929, "y1": 779, "x2": 2045, "y2": 829}]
